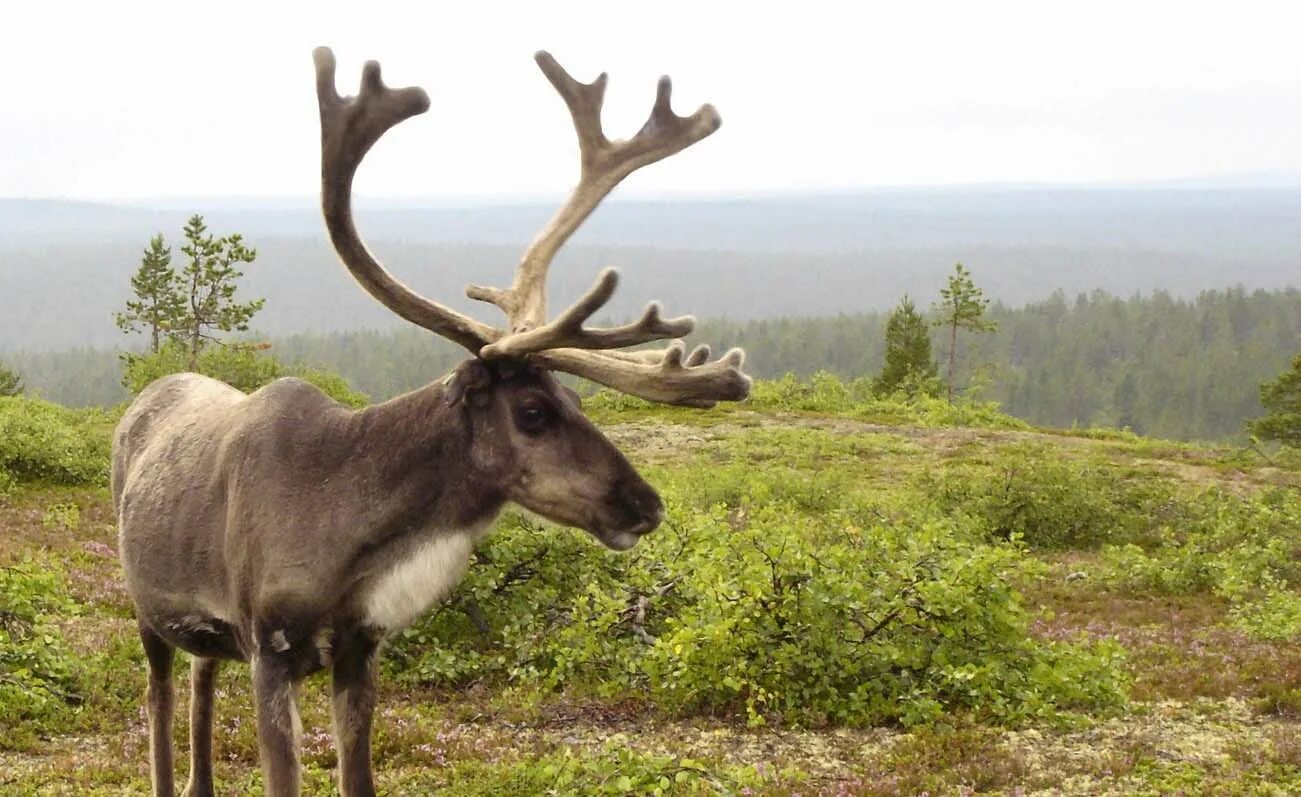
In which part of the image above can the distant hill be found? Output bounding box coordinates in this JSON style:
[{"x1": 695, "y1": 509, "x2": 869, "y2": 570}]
[
  {"x1": 5, "y1": 188, "x2": 1301, "y2": 255},
  {"x1": 2, "y1": 188, "x2": 1298, "y2": 350}
]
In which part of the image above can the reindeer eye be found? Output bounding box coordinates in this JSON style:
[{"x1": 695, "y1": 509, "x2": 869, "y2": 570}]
[{"x1": 514, "y1": 402, "x2": 553, "y2": 434}]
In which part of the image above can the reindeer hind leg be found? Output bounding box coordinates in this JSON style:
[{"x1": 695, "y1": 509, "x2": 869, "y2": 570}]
[{"x1": 140, "y1": 625, "x2": 177, "y2": 797}]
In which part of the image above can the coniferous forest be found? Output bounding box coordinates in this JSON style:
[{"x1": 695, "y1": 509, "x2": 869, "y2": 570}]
[{"x1": 8, "y1": 284, "x2": 1298, "y2": 442}]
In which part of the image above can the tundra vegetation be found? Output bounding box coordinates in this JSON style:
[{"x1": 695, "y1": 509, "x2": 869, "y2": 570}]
[{"x1": 1, "y1": 375, "x2": 1298, "y2": 795}]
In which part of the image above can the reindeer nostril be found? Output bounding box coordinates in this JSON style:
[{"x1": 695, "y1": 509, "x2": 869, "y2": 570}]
[{"x1": 612, "y1": 480, "x2": 664, "y2": 533}]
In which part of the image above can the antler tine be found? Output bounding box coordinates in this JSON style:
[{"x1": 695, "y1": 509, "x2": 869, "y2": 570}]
[
  {"x1": 534, "y1": 343, "x2": 751, "y2": 409},
  {"x1": 467, "y1": 52, "x2": 722, "y2": 344},
  {"x1": 314, "y1": 47, "x2": 499, "y2": 353},
  {"x1": 478, "y1": 268, "x2": 695, "y2": 358}
]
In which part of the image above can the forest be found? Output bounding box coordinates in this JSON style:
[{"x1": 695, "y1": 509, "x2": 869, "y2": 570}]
[{"x1": 8, "y1": 284, "x2": 1299, "y2": 442}]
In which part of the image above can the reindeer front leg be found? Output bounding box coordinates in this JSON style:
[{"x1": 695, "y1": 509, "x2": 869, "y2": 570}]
[
  {"x1": 251, "y1": 654, "x2": 301, "y2": 796},
  {"x1": 181, "y1": 657, "x2": 221, "y2": 797},
  {"x1": 331, "y1": 635, "x2": 381, "y2": 797}
]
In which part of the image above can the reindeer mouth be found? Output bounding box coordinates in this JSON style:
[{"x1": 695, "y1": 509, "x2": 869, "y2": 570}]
[
  {"x1": 597, "y1": 529, "x2": 644, "y2": 552},
  {"x1": 594, "y1": 508, "x2": 663, "y2": 552}
]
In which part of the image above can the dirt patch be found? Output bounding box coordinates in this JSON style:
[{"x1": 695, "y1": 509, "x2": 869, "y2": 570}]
[{"x1": 601, "y1": 421, "x2": 735, "y2": 464}]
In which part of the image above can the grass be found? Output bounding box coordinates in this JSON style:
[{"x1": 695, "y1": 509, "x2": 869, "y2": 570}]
[{"x1": 1, "y1": 397, "x2": 1298, "y2": 794}]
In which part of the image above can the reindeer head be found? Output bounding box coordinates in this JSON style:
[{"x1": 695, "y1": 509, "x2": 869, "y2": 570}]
[
  {"x1": 314, "y1": 48, "x2": 750, "y2": 549},
  {"x1": 440, "y1": 358, "x2": 660, "y2": 550}
]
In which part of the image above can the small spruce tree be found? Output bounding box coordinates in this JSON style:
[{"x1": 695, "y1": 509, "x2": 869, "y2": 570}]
[
  {"x1": 175, "y1": 215, "x2": 264, "y2": 369},
  {"x1": 931, "y1": 263, "x2": 998, "y2": 401},
  {"x1": 1247, "y1": 354, "x2": 1301, "y2": 447},
  {"x1": 875, "y1": 295, "x2": 937, "y2": 396},
  {"x1": 0, "y1": 360, "x2": 23, "y2": 396},
  {"x1": 114, "y1": 234, "x2": 184, "y2": 353}
]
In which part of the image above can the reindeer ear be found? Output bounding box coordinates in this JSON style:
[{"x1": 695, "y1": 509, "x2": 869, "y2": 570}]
[
  {"x1": 444, "y1": 359, "x2": 494, "y2": 407},
  {"x1": 561, "y1": 384, "x2": 583, "y2": 410}
]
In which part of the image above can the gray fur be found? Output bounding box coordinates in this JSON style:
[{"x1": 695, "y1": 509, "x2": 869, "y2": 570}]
[{"x1": 114, "y1": 359, "x2": 662, "y2": 796}]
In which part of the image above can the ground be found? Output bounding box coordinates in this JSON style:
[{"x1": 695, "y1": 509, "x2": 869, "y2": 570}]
[{"x1": 1, "y1": 409, "x2": 1297, "y2": 795}]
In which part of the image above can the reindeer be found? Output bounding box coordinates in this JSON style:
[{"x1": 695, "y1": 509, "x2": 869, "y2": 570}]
[{"x1": 111, "y1": 48, "x2": 749, "y2": 797}]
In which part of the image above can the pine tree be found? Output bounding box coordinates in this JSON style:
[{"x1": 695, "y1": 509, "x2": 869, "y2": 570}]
[
  {"x1": 114, "y1": 234, "x2": 185, "y2": 353},
  {"x1": 116, "y1": 216, "x2": 266, "y2": 387},
  {"x1": 931, "y1": 263, "x2": 998, "y2": 401},
  {"x1": 1247, "y1": 354, "x2": 1301, "y2": 447},
  {"x1": 875, "y1": 295, "x2": 936, "y2": 396},
  {"x1": 175, "y1": 215, "x2": 264, "y2": 369},
  {"x1": 0, "y1": 360, "x2": 22, "y2": 396}
]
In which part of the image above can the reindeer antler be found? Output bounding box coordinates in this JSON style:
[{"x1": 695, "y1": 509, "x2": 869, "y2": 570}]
[
  {"x1": 535, "y1": 343, "x2": 749, "y2": 409},
  {"x1": 314, "y1": 48, "x2": 498, "y2": 352},
  {"x1": 467, "y1": 52, "x2": 720, "y2": 339},
  {"x1": 314, "y1": 48, "x2": 751, "y2": 407}
]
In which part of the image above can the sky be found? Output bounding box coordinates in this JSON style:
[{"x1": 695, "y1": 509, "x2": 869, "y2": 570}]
[{"x1": 3, "y1": 0, "x2": 1300, "y2": 201}]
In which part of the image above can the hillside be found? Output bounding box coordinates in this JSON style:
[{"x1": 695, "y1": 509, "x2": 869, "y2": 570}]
[
  {"x1": 2, "y1": 188, "x2": 1299, "y2": 350},
  {"x1": 6, "y1": 189, "x2": 1301, "y2": 256},
  {"x1": 1, "y1": 384, "x2": 1297, "y2": 794}
]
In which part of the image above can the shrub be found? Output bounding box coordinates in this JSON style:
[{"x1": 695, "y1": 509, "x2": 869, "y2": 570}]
[
  {"x1": 123, "y1": 341, "x2": 368, "y2": 408},
  {"x1": 389, "y1": 475, "x2": 1126, "y2": 727},
  {"x1": 922, "y1": 444, "x2": 1169, "y2": 549},
  {"x1": 0, "y1": 561, "x2": 84, "y2": 749},
  {"x1": 587, "y1": 372, "x2": 1027, "y2": 432},
  {"x1": 1100, "y1": 487, "x2": 1301, "y2": 640},
  {"x1": 0, "y1": 359, "x2": 23, "y2": 396},
  {"x1": 0, "y1": 396, "x2": 115, "y2": 487},
  {"x1": 747, "y1": 371, "x2": 874, "y2": 413}
]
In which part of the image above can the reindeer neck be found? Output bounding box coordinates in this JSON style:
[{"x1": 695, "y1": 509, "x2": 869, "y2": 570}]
[{"x1": 347, "y1": 381, "x2": 503, "y2": 534}]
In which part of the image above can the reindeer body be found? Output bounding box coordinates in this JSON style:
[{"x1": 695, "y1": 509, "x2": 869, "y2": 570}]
[{"x1": 114, "y1": 373, "x2": 499, "y2": 673}]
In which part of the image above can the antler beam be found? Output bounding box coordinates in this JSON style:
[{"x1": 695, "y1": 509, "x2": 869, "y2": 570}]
[
  {"x1": 467, "y1": 52, "x2": 721, "y2": 344},
  {"x1": 314, "y1": 47, "x2": 498, "y2": 353},
  {"x1": 314, "y1": 48, "x2": 750, "y2": 407}
]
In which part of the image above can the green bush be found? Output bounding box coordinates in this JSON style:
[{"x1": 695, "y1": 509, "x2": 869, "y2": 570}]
[
  {"x1": 123, "y1": 341, "x2": 369, "y2": 408},
  {"x1": 742, "y1": 372, "x2": 1027, "y2": 431},
  {"x1": 586, "y1": 371, "x2": 1028, "y2": 432},
  {"x1": 0, "y1": 359, "x2": 23, "y2": 396},
  {"x1": 1100, "y1": 487, "x2": 1301, "y2": 640},
  {"x1": 0, "y1": 561, "x2": 85, "y2": 749},
  {"x1": 0, "y1": 396, "x2": 115, "y2": 487},
  {"x1": 747, "y1": 371, "x2": 874, "y2": 412},
  {"x1": 389, "y1": 468, "x2": 1126, "y2": 727},
  {"x1": 923, "y1": 444, "x2": 1180, "y2": 549}
]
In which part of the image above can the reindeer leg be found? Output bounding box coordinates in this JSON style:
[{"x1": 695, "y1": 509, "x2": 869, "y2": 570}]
[
  {"x1": 140, "y1": 626, "x2": 177, "y2": 797},
  {"x1": 252, "y1": 654, "x2": 301, "y2": 796},
  {"x1": 181, "y1": 657, "x2": 220, "y2": 797},
  {"x1": 331, "y1": 635, "x2": 380, "y2": 797}
]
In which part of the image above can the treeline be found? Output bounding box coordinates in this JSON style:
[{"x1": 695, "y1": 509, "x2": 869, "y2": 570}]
[
  {"x1": 6, "y1": 285, "x2": 1299, "y2": 441},
  {"x1": 690, "y1": 286, "x2": 1301, "y2": 440}
]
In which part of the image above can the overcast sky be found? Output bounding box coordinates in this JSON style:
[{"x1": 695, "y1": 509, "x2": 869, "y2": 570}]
[{"x1": 3, "y1": 0, "x2": 1300, "y2": 201}]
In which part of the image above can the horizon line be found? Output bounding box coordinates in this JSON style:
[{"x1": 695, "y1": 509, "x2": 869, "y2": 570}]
[{"x1": 6, "y1": 172, "x2": 1301, "y2": 208}]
